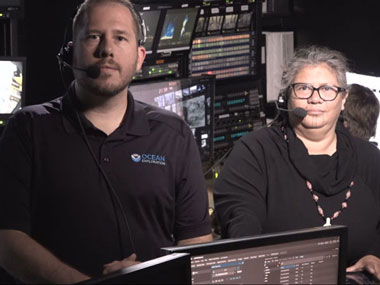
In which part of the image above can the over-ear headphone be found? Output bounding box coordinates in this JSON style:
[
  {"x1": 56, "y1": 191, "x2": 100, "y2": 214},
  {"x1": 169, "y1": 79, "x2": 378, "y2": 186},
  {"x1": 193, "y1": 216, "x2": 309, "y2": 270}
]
[
  {"x1": 277, "y1": 92, "x2": 288, "y2": 110},
  {"x1": 57, "y1": 41, "x2": 74, "y2": 68}
]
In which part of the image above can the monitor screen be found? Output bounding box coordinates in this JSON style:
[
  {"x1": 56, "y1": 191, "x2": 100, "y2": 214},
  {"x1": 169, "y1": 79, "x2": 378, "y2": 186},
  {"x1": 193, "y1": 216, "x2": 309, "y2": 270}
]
[
  {"x1": 0, "y1": 56, "x2": 26, "y2": 126},
  {"x1": 82, "y1": 253, "x2": 191, "y2": 284},
  {"x1": 195, "y1": 16, "x2": 207, "y2": 33},
  {"x1": 237, "y1": 12, "x2": 252, "y2": 29},
  {"x1": 346, "y1": 72, "x2": 380, "y2": 146},
  {"x1": 163, "y1": 225, "x2": 347, "y2": 284},
  {"x1": 157, "y1": 8, "x2": 199, "y2": 53},
  {"x1": 223, "y1": 14, "x2": 239, "y2": 31},
  {"x1": 139, "y1": 10, "x2": 161, "y2": 54},
  {"x1": 129, "y1": 75, "x2": 215, "y2": 163},
  {"x1": 0, "y1": 57, "x2": 25, "y2": 114},
  {"x1": 207, "y1": 15, "x2": 223, "y2": 32}
]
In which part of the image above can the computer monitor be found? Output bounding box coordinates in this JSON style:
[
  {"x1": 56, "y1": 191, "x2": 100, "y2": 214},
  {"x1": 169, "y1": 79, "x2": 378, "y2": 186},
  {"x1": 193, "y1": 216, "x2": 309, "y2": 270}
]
[
  {"x1": 138, "y1": 9, "x2": 161, "y2": 54},
  {"x1": 129, "y1": 75, "x2": 215, "y2": 163},
  {"x1": 207, "y1": 15, "x2": 223, "y2": 32},
  {"x1": 195, "y1": 16, "x2": 207, "y2": 33},
  {"x1": 157, "y1": 7, "x2": 199, "y2": 53},
  {"x1": 236, "y1": 12, "x2": 252, "y2": 30},
  {"x1": 0, "y1": 56, "x2": 26, "y2": 126},
  {"x1": 82, "y1": 253, "x2": 191, "y2": 284},
  {"x1": 163, "y1": 225, "x2": 347, "y2": 284},
  {"x1": 346, "y1": 71, "x2": 380, "y2": 146},
  {"x1": 222, "y1": 14, "x2": 239, "y2": 31}
]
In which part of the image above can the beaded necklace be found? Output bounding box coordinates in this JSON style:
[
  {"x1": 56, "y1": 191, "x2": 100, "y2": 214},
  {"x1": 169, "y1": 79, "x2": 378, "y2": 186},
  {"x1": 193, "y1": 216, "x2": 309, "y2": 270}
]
[
  {"x1": 281, "y1": 125, "x2": 354, "y2": 227},
  {"x1": 306, "y1": 180, "x2": 354, "y2": 226}
]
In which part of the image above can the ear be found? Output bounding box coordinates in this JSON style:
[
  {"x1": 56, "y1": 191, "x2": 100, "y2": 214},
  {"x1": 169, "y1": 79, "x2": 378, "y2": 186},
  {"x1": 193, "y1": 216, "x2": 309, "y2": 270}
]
[{"x1": 136, "y1": 46, "x2": 146, "y2": 71}]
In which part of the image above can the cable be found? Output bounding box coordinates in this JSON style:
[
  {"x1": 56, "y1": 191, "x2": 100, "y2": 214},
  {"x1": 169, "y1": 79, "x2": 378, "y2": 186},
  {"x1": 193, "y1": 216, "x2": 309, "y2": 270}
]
[
  {"x1": 57, "y1": 18, "x2": 136, "y2": 259},
  {"x1": 203, "y1": 147, "x2": 233, "y2": 178},
  {"x1": 57, "y1": 14, "x2": 136, "y2": 260},
  {"x1": 75, "y1": 111, "x2": 137, "y2": 257},
  {"x1": 58, "y1": 18, "x2": 73, "y2": 92}
]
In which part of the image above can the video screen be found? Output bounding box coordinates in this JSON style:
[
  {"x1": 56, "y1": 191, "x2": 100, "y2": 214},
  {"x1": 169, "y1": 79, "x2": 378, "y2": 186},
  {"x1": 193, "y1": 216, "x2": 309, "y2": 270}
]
[
  {"x1": 207, "y1": 15, "x2": 223, "y2": 32},
  {"x1": 130, "y1": 75, "x2": 215, "y2": 162},
  {"x1": 223, "y1": 14, "x2": 238, "y2": 30},
  {"x1": 157, "y1": 8, "x2": 198, "y2": 53},
  {"x1": 237, "y1": 13, "x2": 252, "y2": 28},
  {"x1": 195, "y1": 17, "x2": 207, "y2": 33},
  {"x1": 0, "y1": 57, "x2": 25, "y2": 114},
  {"x1": 139, "y1": 10, "x2": 161, "y2": 53}
]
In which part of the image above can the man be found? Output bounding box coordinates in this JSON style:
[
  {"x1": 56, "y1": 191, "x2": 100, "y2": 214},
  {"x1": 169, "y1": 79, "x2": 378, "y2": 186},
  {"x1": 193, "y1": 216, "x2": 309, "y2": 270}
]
[
  {"x1": 342, "y1": 83, "x2": 380, "y2": 141},
  {"x1": 0, "y1": 0, "x2": 212, "y2": 283}
]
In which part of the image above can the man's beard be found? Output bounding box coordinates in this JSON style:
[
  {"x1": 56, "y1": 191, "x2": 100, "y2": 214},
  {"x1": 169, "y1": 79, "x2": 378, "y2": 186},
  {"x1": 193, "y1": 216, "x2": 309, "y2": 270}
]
[
  {"x1": 78, "y1": 59, "x2": 137, "y2": 98},
  {"x1": 83, "y1": 73, "x2": 133, "y2": 98}
]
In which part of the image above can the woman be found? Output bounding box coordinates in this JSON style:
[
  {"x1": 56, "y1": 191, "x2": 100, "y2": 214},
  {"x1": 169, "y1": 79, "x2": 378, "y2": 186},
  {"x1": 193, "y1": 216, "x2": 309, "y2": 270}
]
[{"x1": 214, "y1": 46, "x2": 380, "y2": 278}]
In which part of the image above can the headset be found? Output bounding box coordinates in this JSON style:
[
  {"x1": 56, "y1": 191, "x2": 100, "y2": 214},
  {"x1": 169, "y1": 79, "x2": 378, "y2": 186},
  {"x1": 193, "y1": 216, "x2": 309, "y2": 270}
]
[
  {"x1": 275, "y1": 89, "x2": 308, "y2": 119},
  {"x1": 277, "y1": 90, "x2": 288, "y2": 110},
  {"x1": 75, "y1": 112, "x2": 137, "y2": 258}
]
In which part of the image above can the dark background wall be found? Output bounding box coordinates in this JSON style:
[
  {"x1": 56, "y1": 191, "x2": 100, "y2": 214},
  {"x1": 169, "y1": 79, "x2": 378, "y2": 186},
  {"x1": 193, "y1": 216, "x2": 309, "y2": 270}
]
[
  {"x1": 21, "y1": 0, "x2": 82, "y2": 106},
  {"x1": 7, "y1": 0, "x2": 380, "y2": 106},
  {"x1": 293, "y1": 0, "x2": 380, "y2": 76}
]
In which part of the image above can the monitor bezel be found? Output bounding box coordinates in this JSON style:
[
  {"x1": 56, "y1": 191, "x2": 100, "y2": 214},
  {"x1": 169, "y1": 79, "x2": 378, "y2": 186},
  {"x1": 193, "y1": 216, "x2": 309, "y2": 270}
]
[{"x1": 81, "y1": 253, "x2": 191, "y2": 284}]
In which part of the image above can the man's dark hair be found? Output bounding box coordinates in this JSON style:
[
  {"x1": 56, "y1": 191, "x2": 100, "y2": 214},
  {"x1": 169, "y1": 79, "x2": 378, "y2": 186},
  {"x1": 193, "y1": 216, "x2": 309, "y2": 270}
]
[
  {"x1": 72, "y1": 0, "x2": 142, "y2": 45},
  {"x1": 343, "y1": 83, "x2": 379, "y2": 140}
]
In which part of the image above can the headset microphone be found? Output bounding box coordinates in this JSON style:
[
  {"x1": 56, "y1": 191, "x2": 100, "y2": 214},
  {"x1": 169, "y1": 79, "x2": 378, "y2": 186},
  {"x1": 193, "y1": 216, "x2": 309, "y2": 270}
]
[
  {"x1": 292, "y1": 107, "x2": 308, "y2": 118},
  {"x1": 293, "y1": 107, "x2": 307, "y2": 119},
  {"x1": 73, "y1": 65, "x2": 101, "y2": 79},
  {"x1": 275, "y1": 100, "x2": 308, "y2": 119},
  {"x1": 58, "y1": 56, "x2": 101, "y2": 80}
]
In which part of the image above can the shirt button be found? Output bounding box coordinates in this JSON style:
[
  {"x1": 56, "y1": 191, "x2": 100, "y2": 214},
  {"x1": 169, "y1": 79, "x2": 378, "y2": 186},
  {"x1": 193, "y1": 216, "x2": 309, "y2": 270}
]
[{"x1": 103, "y1": 157, "x2": 110, "y2": 163}]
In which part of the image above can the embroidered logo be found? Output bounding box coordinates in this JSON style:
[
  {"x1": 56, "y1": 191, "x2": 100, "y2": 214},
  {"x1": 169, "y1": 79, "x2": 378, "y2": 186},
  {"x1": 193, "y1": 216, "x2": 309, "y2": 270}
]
[
  {"x1": 131, "y1": 153, "x2": 166, "y2": 166},
  {"x1": 131, "y1": 154, "x2": 142, "y2": 163}
]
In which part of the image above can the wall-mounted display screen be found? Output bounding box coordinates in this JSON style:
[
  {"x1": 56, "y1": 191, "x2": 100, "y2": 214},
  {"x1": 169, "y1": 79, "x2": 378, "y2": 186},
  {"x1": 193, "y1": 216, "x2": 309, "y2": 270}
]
[
  {"x1": 223, "y1": 14, "x2": 239, "y2": 30},
  {"x1": 207, "y1": 15, "x2": 223, "y2": 32},
  {"x1": 0, "y1": 57, "x2": 26, "y2": 123},
  {"x1": 139, "y1": 10, "x2": 161, "y2": 53},
  {"x1": 157, "y1": 8, "x2": 199, "y2": 53}
]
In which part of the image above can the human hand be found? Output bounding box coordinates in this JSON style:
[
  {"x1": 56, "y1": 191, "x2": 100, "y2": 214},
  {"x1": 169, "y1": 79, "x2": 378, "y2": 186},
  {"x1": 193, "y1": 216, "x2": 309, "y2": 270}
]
[
  {"x1": 103, "y1": 253, "x2": 140, "y2": 275},
  {"x1": 346, "y1": 255, "x2": 380, "y2": 281}
]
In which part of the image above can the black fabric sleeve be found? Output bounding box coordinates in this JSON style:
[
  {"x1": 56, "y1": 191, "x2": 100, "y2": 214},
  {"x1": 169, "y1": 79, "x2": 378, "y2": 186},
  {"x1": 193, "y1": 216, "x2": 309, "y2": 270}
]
[
  {"x1": 0, "y1": 112, "x2": 33, "y2": 233},
  {"x1": 213, "y1": 135, "x2": 268, "y2": 238},
  {"x1": 173, "y1": 124, "x2": 211, "y2": 241}
]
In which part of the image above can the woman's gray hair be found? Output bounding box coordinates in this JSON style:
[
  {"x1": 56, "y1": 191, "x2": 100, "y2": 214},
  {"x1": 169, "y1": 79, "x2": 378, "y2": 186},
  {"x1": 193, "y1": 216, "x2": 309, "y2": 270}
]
[{"x1": 280, "y1": 45, "x2": 349, "y2": 98}]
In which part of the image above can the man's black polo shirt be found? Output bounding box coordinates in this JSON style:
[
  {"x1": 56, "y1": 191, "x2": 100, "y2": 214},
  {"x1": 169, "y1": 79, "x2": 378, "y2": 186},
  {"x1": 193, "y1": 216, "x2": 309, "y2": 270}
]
[{"x1": 0, "y1": 85, "x2": 211, "y2": 277}]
